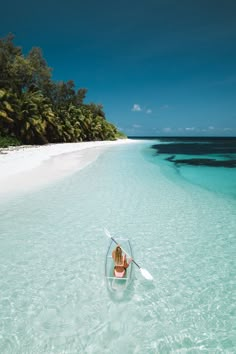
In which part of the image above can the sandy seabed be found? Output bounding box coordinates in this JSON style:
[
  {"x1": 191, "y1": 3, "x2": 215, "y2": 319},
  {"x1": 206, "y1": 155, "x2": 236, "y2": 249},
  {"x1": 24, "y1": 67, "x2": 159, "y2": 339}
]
[{"x1": 0, "y1": 139, "x2": 138, "y2": 198}]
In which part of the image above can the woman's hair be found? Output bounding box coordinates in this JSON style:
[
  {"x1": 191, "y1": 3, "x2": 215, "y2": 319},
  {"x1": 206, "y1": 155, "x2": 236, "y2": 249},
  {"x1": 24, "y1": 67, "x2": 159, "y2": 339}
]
[{"x1": 114, "y1": 246, "x2": 123, "y2": 265}]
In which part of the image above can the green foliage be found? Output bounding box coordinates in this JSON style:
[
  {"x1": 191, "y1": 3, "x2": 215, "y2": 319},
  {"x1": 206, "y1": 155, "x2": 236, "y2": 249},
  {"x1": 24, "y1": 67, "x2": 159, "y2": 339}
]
[
  {"x1": 0, "y1": 34, "x2": 124, "y2": 145},
  {"x1": 0, "y1": 135, "x2": 21, "y2": 147},
  {"x1": 115, "y1": 131, "x2": 127, "y2": 139}
]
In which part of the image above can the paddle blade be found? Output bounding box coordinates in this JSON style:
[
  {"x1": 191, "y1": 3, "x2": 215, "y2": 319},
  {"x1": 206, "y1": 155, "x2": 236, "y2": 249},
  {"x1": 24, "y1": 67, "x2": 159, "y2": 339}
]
[
  {"x1": 140, "y1": 268, "x2": 153, "y2": 281},
  {"x1": 104, "y1": 228, "x2": 111, "y2": 238}
]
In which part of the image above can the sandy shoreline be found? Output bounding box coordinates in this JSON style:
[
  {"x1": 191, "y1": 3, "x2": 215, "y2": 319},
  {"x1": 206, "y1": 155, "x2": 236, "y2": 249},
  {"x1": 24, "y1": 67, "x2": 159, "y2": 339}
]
[{"x1": 0, "y1": 139, "x2": 139, "y2": 198}]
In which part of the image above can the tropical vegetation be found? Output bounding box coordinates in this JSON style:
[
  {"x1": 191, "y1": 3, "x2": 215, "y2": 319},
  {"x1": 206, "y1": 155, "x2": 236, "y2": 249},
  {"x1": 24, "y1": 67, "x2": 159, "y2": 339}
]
[{"x1": 0, "y1": 34, "x2": 126, "y2": 147}]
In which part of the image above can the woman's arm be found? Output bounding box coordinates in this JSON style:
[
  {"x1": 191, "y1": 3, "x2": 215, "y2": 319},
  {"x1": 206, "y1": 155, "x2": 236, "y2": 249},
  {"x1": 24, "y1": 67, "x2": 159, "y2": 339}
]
[{"x1": 124, "y1": 254, "x2": 133, "y2": 268}]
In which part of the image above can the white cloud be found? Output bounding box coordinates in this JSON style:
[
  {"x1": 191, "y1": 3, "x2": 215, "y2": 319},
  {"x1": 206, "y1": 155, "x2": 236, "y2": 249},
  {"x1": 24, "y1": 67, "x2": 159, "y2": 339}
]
[
  {"x1": 224, "y1": 127, "x2": 232, "y2": 131},
  {"x1": 208, "y1": 126, "x2": 215, "y2": 130},
  {"x1": 132, "y1": 124, "x2": 141, "y2": 128},
  {"x1": 161, "y1": 104, "x2": 169, "y2": 109},
  {"x1": 132, "y1": 104, "x2": 141, "y2": 112},
  {"x1": 131, "y1": 104, "x2": 152, "y2": 114},
  {"x1": 185, "y1": 127, "x2": 196, "y2": 131},
  {"x1": 163, "y1": 127, "x2": 172, "y2": 132}
]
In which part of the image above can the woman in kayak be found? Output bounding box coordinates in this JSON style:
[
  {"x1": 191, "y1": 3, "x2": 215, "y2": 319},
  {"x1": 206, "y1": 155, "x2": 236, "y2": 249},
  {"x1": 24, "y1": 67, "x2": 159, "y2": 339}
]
[{"x1": 112, "y1": 245, "x2": 132, "y2": 278}]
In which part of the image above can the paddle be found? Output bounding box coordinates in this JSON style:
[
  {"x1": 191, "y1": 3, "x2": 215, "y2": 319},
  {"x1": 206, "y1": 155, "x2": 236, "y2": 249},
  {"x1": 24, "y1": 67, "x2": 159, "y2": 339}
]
[{"x1": 104, "y1": 228, "x2": 153, "y2": 281}]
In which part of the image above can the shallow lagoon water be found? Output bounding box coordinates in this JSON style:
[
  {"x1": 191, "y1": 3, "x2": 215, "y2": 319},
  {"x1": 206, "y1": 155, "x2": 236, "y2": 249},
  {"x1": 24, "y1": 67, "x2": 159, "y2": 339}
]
[{"x1": 0, "y1": 141, "x2": 236, "y2": 353}]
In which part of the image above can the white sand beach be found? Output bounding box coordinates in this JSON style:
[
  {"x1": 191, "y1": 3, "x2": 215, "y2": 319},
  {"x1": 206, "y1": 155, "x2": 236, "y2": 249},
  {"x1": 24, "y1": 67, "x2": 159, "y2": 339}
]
[{"x1": 0, "y1": 139, "x2": 138, "y2": 198}]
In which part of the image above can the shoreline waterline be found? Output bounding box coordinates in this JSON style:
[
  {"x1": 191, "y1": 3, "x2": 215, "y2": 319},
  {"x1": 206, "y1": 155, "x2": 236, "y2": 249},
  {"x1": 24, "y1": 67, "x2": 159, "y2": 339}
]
[{"x1": 0, "y1": 139, "x2": 139, "y2": 198}]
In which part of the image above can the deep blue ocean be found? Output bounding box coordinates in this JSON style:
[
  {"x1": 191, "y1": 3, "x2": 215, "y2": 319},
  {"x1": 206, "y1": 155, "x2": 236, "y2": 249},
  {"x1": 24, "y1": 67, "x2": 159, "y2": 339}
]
[{"x1": 0, "y1": 137, "x2": 235, "y2": 353}]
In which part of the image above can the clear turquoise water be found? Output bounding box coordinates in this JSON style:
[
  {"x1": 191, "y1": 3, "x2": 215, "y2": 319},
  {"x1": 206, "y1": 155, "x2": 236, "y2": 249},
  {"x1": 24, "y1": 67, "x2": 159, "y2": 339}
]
[{"x1": 0, "y1": 142, "x2": 236, "y2": 353}]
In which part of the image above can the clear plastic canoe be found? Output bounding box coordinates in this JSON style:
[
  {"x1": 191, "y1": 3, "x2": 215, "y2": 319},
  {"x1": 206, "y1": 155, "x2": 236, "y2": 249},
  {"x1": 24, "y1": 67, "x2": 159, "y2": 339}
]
[{"x1": 105, "y1": 238, "x2": 133, "y2": 292}]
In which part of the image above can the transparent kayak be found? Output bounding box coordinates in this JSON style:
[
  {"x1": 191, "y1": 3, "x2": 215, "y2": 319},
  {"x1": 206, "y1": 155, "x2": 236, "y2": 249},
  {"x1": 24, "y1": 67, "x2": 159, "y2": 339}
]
[{"x1": 105, "y1": 238, "x2": 133, "y2": 292}]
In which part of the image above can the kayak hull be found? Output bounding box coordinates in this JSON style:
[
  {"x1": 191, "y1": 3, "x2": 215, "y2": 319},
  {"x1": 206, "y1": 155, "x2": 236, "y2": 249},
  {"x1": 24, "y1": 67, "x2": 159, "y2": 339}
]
[{"x1": 105, "y1": 238, "x2": 133, "y2": 292}]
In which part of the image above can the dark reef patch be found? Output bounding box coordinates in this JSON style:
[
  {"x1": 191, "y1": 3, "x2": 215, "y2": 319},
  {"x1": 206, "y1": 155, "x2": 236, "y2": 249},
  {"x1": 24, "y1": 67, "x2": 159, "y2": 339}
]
[
  {"x1": 166, "y1": 156, "x2": 236, "y2": 168},
  {"x1": 151, "y1": 137, "x2": 236, "y2": 168}
]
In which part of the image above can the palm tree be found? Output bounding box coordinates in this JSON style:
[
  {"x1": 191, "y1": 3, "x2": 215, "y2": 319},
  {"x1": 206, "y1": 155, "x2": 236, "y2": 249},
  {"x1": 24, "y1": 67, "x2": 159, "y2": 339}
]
[
  {"x1": 10, "y1": 90, "x2": 60, "y2": 144},
  {"x1": 0, "y1": 88, "x2": 18, "y2": 136}
]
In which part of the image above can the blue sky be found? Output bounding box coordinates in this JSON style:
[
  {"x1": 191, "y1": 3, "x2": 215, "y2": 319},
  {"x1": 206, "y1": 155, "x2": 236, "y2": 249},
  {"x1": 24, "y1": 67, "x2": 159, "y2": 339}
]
[{"x1": 1, "y1": 0, "x2": 236, "y2": 136}]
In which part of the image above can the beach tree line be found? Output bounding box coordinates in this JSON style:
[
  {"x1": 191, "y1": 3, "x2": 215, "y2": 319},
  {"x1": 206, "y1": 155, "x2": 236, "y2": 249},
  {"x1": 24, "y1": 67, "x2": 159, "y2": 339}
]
[{"x1": 0, "y1": 34, "x2": 126, "y2": 146}]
